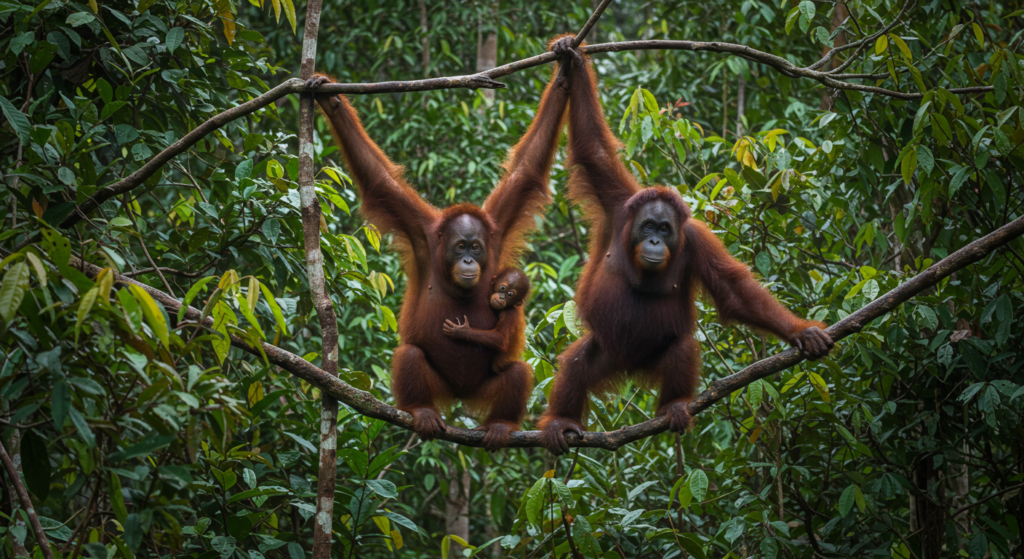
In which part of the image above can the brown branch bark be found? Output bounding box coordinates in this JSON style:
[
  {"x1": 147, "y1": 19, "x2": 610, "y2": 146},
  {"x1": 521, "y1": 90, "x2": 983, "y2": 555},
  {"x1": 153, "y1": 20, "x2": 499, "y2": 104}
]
[
  {"x1": 0, "y1": 440, "x2": 54, "y2": 559},
  {"x1": 44, "y1": 5, "x2": 971, "y2": 237},
  {"x1": 73, "y1": 212, "x2": 1024, "y2": 451}
]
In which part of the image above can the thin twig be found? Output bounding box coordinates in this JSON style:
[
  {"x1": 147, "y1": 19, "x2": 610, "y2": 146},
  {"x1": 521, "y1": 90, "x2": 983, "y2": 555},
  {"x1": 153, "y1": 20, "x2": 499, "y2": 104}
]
[{"x1": 573, "y1": 0, "x2": 613, "y2": 47}]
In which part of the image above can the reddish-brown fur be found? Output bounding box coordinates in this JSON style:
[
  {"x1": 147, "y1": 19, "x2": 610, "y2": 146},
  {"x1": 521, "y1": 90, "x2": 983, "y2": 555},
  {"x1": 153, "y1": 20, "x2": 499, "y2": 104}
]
[
  {"x1": 442, "y1": 268, "x2": 531, "y2": 450},
  {"x1": 538, "y1": 43, "x2": 833, "y2": 454},
  {"x1": 310, "y1": 41, "x2": 572, "y2": 450}
]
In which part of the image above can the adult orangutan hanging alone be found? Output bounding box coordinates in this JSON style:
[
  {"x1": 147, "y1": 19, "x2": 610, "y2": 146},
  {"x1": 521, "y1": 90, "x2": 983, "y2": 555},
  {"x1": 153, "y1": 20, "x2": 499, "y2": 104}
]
[
  {"x1": 307, "y1": 37, "x2": 579, "y2": 451},
  {"x1": 538, "y1": 39, "x2": 835, "y2": 455}
]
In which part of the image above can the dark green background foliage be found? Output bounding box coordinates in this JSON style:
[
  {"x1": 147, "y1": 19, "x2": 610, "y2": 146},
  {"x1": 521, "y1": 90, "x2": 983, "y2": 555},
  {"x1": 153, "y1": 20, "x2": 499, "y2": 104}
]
[{"x1": 1, "y1": 0, "x2": 1023, "y2": 556}]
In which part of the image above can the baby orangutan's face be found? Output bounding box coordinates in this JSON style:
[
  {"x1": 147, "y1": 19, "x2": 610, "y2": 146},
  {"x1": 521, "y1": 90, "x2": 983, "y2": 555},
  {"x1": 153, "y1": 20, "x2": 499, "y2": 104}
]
[{"x1": 490, "y1": 269, "x2": 529, "y2": 310}]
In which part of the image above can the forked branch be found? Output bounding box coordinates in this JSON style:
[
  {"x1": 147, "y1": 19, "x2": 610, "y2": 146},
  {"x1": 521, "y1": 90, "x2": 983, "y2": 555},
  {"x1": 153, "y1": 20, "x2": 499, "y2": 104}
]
[
  {"x1": 50, "y1": 1, "x2": 985, "y2": 234},
  {"x1": 75, "y1": 212, "x2": 1024, "y2": 450}
]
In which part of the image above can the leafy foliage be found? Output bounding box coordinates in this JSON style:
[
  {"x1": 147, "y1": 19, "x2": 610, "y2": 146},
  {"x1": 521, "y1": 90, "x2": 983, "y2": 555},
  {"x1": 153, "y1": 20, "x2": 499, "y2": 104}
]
[{"x1": 1, "y1": 0, "x2": 1023, "y2": 557}]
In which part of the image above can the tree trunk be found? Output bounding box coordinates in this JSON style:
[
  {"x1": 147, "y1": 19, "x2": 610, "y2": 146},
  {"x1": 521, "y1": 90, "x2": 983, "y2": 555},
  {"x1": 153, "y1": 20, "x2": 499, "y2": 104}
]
[
  {"x1": 445, "y1": 464, "x2": 471, "y2": 556},
  {"x1": 476, "y1": 5, "x2": 498, "y2": 102},
  {"x1": 911, "y1": 456, "x2": 945, "y2": 559},
  {"x1": 736, "y1": 74, "x2": 746, "y2": 137},
  {"x1": 947, "y1": 442, "x2": 970, "y2": 553},
  {"x1": 420, "y1": 0, "x2": 430, "y2": 76},
  {"x1": 819, "y1": 2, "x2": 849, "y2": 110}
]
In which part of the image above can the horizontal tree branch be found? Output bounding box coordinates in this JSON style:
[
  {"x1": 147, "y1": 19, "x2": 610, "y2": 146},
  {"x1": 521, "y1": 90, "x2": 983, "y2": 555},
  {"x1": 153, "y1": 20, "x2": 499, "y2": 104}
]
[
  {"x1": 74, "y1": 212, "x2": 1024, "y2": 450},
  {"x1": 49, "y1": 17, "x2": 985, "y2": 234}
]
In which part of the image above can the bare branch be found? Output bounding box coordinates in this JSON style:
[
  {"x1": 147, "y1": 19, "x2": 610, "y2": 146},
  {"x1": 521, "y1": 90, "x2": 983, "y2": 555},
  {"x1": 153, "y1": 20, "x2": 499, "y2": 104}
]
[
  {"x1": 807, "y1": 0, "x2": 914, "y2": 72},
  {"x1": 45, "y1": 23, "x2": 983, "y2": 234},
  {"x1": 71, "y1": 212, "x2": 1024, "y2": 450},
  {"x1": 574, "y1": 0, "x2": 613, "y2": 47}
]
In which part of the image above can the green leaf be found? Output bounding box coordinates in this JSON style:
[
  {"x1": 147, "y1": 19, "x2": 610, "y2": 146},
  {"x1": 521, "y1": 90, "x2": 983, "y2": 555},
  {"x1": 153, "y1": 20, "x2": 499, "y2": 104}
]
[
  {"x1": 0, "y1": 262, "x2": 30, "y2": 325},
  {"x1": 525, "y1": 477, "x2": 548, "y2": 527},
  {"x1": 110, "y1": 473, "x2": 127, "y2": 523},
  {"x1": 916, "y1": 145, "x2": 934, "y2": 175},
  {"x1": 179, "y1": 275, "x2": 218, "y2": 322},
  {"x1": 900, "y1": 148, "x2": 917, "y2": 184},
  {"x1": 68, "y1": 407, "x2": 96, "y2": 447},
  {"x1": 798, "y1": 0, "x2": 815, "y2": 20},
  {"x1": 838, "y1": 485, "x2": 856, "y2": 516},
  {"x1": 0, "y1": 96, "x2": 32, "y2": 145},
  {"x1": 66, "y1": 11, "x2": 96, "y2": 26},
  {"x1": 365, "y1": 479, "x2": 398, "y2": 499},
  {"x1": 165, "y1": 27, "x2": 185, "y2": 53},
  {"x1": 755, "y1": 252, "x2": 772, "y2": 276},
  {"x1": 748, "y1": 379, "x2": 763, "y2": 408},
  {"x1": 235, "y1": 159, "x2": 253, "y2": 181},
  {"x1": 562, "y1": 300, "x2": 581, "y2": 338},
  {"x1": 689, "y1": 469, "x2": 708, "y2": 502},
  {"x1": 108, "y1": 435, "x2": 176, "y2": 462},
  {"x1": 551, "y1": 479, "x2": 575, "y2": 509}
]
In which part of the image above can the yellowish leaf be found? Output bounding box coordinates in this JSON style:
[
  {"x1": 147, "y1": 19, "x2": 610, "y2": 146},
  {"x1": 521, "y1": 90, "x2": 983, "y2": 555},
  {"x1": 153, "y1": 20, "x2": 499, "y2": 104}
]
[
  {"x1": 874, "y1": 34, "x2": 888, "y2": 55},
  {"x1": 76, "y1": 286, "x2": 99, "y2": 347},
  {"x1": 247, "y1": 381, "x2": 264, "y2": 406},
  {"x1": 890, "y1": 33, "x2": 912, "y2": 59},
  {"x1": 129, "y1": 284, "x2": 169, "y2": 347},
  {"x1": 281, "y1": 0, "x2": 296, "y2": 33},
  {"x1": 216, "y1": 0, "x2": 236, "y2": 45}
]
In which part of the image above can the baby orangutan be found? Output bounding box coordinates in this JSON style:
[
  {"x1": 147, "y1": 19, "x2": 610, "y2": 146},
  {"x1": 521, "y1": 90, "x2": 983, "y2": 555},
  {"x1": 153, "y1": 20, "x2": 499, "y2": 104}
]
[{"x1": 442, "y1": 268, "x2": 532, "y2": 450}]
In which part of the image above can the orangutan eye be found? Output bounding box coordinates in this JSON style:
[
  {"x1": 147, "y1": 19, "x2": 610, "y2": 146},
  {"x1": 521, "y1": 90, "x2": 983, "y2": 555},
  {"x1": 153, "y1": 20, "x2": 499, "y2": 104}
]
[
  {"x1": 457, "y1": 242, "x2": 466, "y2": 250},
  {"x1": 660, "y1": 224, "x2": 669, "y2": 232},
  {"x1": 499, "y1": 285, "x2": 506, "y2": 291},
  {"x1": 472, "y1": 242, "x2": 480, "y2": 250},
  {"x1": 507, "y1": 290, "x2": 515, "y2": 298}
]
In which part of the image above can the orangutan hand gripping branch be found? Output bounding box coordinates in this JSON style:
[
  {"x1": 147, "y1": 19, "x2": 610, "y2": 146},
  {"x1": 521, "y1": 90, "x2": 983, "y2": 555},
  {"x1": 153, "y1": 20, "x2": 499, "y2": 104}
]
[
  {"x1": 307, "y1": 37, "x2": 578, "y2": 451},
  {"x1": 538, "y1": 39, "x2": 834, "y2": 455}
]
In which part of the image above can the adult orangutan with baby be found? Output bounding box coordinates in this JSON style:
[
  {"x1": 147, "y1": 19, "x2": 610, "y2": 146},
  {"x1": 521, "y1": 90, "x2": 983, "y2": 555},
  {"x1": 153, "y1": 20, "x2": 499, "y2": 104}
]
[
  {"x1": 307, "y1": 37, "x2": 580, "y2": 451},
  {"x1": 538, "y1": 38, "x2": 835, "y2": 454}
]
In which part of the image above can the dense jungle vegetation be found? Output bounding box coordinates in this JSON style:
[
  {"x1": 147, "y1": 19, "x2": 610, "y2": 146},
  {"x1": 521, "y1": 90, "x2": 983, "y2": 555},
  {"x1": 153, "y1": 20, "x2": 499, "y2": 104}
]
[{"x1": 1, "y1": 0, "x2": 1023, "y2": 557}]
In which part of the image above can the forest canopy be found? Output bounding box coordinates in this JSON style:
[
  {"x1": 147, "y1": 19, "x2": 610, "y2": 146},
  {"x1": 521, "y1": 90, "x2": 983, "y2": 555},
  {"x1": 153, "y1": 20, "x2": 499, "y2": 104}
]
[{"x1": 1, "y1": 0, "x2": 1023, "y2": 558}]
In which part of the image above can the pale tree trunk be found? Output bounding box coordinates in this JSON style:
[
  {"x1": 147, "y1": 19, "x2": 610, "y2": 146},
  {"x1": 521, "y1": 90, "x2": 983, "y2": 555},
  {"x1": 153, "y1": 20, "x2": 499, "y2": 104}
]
[
  {"x1": 445, "y1": 463, "x2": 471, "y2": 556},
  {"x1": 420, "y1": 0, "x2": 430, "y2": 76},
  {"x1": 476, "y1": 5, "x2": 498, "y2": 102},
  {"x1": 297, "y1": 0, "x2": 340, "y2": 556}
]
